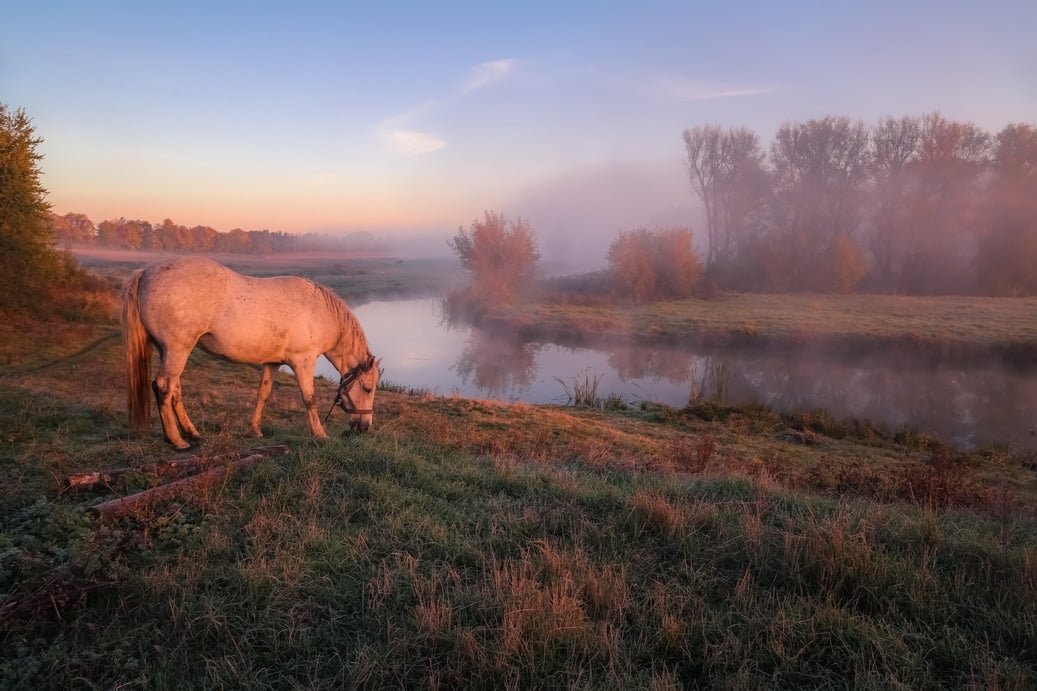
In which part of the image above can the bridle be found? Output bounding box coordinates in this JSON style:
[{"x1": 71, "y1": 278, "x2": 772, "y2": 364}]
[{"x1": 322, "y1": 361, "x2": 374, "y2": 424}]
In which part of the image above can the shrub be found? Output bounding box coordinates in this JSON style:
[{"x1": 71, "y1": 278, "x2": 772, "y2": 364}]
[
  {"x1": 449, "y1": 211, "x2": 540, "y2": 302},
  {"x1": 820, "y1": 235, "x2": 869, "y2": 293},
  {"x1": 607, "y1": 227, "x2": 701, "y2": 300}
]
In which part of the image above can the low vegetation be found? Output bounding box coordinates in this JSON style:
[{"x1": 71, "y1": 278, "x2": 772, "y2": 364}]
[
  {"x1": 607, "y1": 227, "x2": 702, "y2": 301},
  {"x1": 471, "y1": 291, "x2": 1037, "y2": 362},
  {"x1": 2, "y1": 315, "x2": 1035, "y2": 689}
]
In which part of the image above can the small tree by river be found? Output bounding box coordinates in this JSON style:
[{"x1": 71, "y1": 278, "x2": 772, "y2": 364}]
[{"x1": 449, "y1": 211, "x2": 540, "y2": 303}]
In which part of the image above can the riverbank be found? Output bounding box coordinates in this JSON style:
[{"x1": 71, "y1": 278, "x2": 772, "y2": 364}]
[
  {"x1": 466, "y1": 292, "x2": 1037, "y2": 363},
  {"x1": 1, "y1": 316, "x2": 1035, "y2": 687}
]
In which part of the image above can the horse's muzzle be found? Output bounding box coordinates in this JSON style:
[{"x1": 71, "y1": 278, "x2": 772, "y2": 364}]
[{"x1": 349, "y1": 416, "x2": 372, "y2": 433}]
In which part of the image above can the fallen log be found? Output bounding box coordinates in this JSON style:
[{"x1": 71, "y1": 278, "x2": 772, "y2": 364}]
[
  {"x1": 67, "y1": 445, "x2": 290, "y2": 489},
  {"x1": 88, "y1": 446, "x2": 290, "y2": 523}
]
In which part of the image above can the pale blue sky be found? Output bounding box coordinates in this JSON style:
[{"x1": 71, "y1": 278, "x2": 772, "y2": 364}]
[{"x1": 2, "y1": 1, "x2": 1034, "y2": 258}]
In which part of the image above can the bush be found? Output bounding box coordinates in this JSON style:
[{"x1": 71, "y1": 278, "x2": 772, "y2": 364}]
[
  {"x1": 820, "y1": 235, "x2": 868, "y2": 293},
  {"x1": 607, "y1": 227, "x2": 701, "y2": 301},
  {"x1": 449, "y1": 211, "x2": 540, "y2": 302}
]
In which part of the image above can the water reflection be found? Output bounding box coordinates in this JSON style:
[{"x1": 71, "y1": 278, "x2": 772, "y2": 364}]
[
  {"x1": 322, "y1": 298, "x2": 1037, "y2": 449},
  {"x1": 452, "y1": 330, "x2": 541, "y2": 397}
]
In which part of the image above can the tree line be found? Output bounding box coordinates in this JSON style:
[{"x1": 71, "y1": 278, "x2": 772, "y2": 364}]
[
  {"x1": 683, "y1": 114, "x2": 1037, "y2": 296},
  {"x1": 49, "y1": 213, "x2": 382, "y2": 254}
]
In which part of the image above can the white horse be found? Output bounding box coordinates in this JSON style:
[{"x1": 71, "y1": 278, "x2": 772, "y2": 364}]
[{"x1": 122, "y1": 256, "x2": 380, "y2": 449}]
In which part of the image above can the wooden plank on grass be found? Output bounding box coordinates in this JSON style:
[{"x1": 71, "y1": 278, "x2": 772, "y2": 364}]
[{"x1": 88, "y1": 446, "x2": 290, "y2": 523}]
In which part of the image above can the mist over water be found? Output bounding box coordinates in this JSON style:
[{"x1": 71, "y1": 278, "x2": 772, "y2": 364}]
[{"x1": 317, "y1": 298, "x2": 1037, "y2": 450}]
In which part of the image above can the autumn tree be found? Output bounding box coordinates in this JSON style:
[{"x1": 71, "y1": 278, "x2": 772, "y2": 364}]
[
  {"x1": 608, "y1": 227, "x2": 702, "y2": 301},
  {"x1": 449, "y1": 211, "x2": 540, "y2": 302},
  {"x1": 682, "y1": 125, "x2": 769, "y2": 283},
  {"x1": 0, "y1": 104, "x2": 65, "y2": 312},
  {"x1": 607, "y1": 228, "x2": 656, "y2": 301},
  {"x1": 49, "y1": 212, "x2": 97, "y2": 248}
]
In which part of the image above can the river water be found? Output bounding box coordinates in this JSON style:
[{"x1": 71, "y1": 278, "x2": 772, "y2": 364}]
[{"x1": 313, "y1": 298, "x2": 1037, "y2": 450}]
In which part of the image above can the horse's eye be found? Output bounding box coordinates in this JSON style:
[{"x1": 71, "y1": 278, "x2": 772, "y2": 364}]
[{"x1": 361, "y1": 385, "x2": 373, "y2": 394}]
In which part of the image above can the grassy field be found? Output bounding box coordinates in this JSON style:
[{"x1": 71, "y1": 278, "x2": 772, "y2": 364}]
[
  {"x1": 70, "y1": 249, "x2": 463, "y2": 306},
  {"x1": 471, "y1": 292, "x2": 1037, "y2": 362},
  {"x1": 2, "y1": 312, "x2": 1036, "y2": 688}
]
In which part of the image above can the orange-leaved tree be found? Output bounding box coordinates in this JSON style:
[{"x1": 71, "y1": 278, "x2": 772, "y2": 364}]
[
  {"x1": 449, "y1": 211, "x2": 540, "y2": 302},
  {"x1": 608, "y1": 227, "x2": 702, "y2": 301}
]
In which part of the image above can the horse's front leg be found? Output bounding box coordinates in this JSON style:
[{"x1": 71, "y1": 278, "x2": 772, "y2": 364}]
[
  {"x1": 250, "y1": 364, "x2": 274, "y2": 437},
  {"x1": 291, "y1": 359, "x2": 328, "y2": 439}
]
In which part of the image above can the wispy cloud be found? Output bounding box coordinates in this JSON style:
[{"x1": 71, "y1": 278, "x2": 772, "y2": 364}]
[
  {"x1": 463, "y1": 59, "x2": 517, "y2": 93},
  {"x1": 651, "y1": 75, "x2": 776, "y2": 103},
  {"x1": 379, "y1": 128, "x2": 446, "y2": 156},
  {"x1": 376, "y1": 58, "x2": 517, "y2": 156}
]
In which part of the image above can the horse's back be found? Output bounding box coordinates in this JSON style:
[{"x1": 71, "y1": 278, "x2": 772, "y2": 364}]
[
  {"x1": 135, "y1": 256, "x2": 340, "y2": 364},
  {"x1": 137, "y1": 257, "x2": 237, "y2": 343}
]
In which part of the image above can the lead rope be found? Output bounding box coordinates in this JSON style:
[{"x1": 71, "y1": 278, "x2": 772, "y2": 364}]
[
  {"x1": 323, "y1": 369, "x2": 353, "y2": 425},
  {"x1": 322, "y1": 389, "x2": 344, "y2": 425}
]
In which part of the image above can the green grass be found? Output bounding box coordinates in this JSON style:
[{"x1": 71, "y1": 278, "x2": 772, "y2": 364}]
[
  {"x1": 476, "y1": 293, "x2": 1037, "y2": 361},
  {"x1": 2, "y1": 315, "x2": 1036, "y2": 689}
]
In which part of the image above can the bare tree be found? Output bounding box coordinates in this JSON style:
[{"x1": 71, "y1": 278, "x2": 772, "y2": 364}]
[
  {"x1": 770, "y1": 116, "x2": 870, "y2": 288},
  {"x1": 771, "y1": 116, "x2": 871, "y2": 241},
  {"x1": 682, "y1": 126, "x2": 768, "y2": 282},
  {"x1": 975, "y1": 123, "x2": 1037, "y2": 295},
  {"x1": 868, "y1": 116, "x2": 921, "y2": 289},
  {"x1": 899, "y1": 113, "x2": 990, "y2": 292}
]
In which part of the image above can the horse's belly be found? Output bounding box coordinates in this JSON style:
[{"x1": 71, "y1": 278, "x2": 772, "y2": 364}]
[{"x1": 197, "y1": 331, "x2": 286, "y2": 364}]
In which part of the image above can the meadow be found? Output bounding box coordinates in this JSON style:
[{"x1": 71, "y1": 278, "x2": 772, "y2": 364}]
[
  {"x1": 472, "y1": 291, "x2": 1037, "y2": 363},
  {"x1": 1, "y1": 257, "x2": 1036, "y2": 688}
]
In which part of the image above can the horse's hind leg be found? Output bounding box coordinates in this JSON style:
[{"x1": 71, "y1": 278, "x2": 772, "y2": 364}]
[
  {"x1": 172, "y1": 388, "x2": 201, "y2": 441},
  {"x1": 250, "y1": 364, "x2": 274, "y2": 437},
  {"x1": 152, "y1": 345, "x2": 195, "y2": 450}
]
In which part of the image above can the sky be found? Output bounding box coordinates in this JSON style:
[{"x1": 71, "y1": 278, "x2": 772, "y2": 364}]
[{"x1": 3, "y1": 0, "x2": 1035, "y2": 262}]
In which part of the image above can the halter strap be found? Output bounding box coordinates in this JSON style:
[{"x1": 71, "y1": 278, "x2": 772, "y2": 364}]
[{"x1": 322, "y1": 361, "x2": 374, "y2": 424}]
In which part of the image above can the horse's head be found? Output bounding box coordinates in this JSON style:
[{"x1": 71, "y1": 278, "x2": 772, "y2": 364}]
[{"x1": 335, "y1": 354, "x2": 381, "y2": 432}]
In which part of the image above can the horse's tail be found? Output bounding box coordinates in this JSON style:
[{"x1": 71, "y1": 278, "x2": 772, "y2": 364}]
[{"x1": 122, "y1": 269, "x2": 152, "y2": 432}]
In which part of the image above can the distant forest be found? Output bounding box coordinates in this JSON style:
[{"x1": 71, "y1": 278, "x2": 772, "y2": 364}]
[
  {"x1": 681, "y1": 114, "x2": 1037, "y2": 296},
  {"x1": 48, "y1": 214, "x2": 383, "y2": 254}
]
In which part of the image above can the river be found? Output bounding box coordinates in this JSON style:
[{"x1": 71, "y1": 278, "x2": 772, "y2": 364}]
[{"x1": 312, "y1": 298, "x2": 1037, "y2": 450}]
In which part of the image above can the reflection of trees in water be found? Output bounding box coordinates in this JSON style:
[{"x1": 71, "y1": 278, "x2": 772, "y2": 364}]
[
  {"x1": 606, "y1": 347, "x2": 731, "y2": 403},
  {"x1": 604, "y1": 343, "x2": 1035, "y2": 447},
  {"x1": 607, "y1": 347, "x2": 696, "y2": 381},
  {"x1": 437, "y1": 295, "x2": 467, "y2": 332},
  {"x1": 440, "y1": 294, "x2": 1035, "y2": 447},
  {"x1": 722, "y1": 354, "x2": 1037, "y2": 447},
  {"x1": 452, "y1": 330, "x2": 540, "y2": 398}
]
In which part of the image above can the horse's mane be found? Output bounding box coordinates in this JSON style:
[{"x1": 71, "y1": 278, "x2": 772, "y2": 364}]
[{"x1": 314, "y1": 282, "x2": 372, "y2": 360}]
